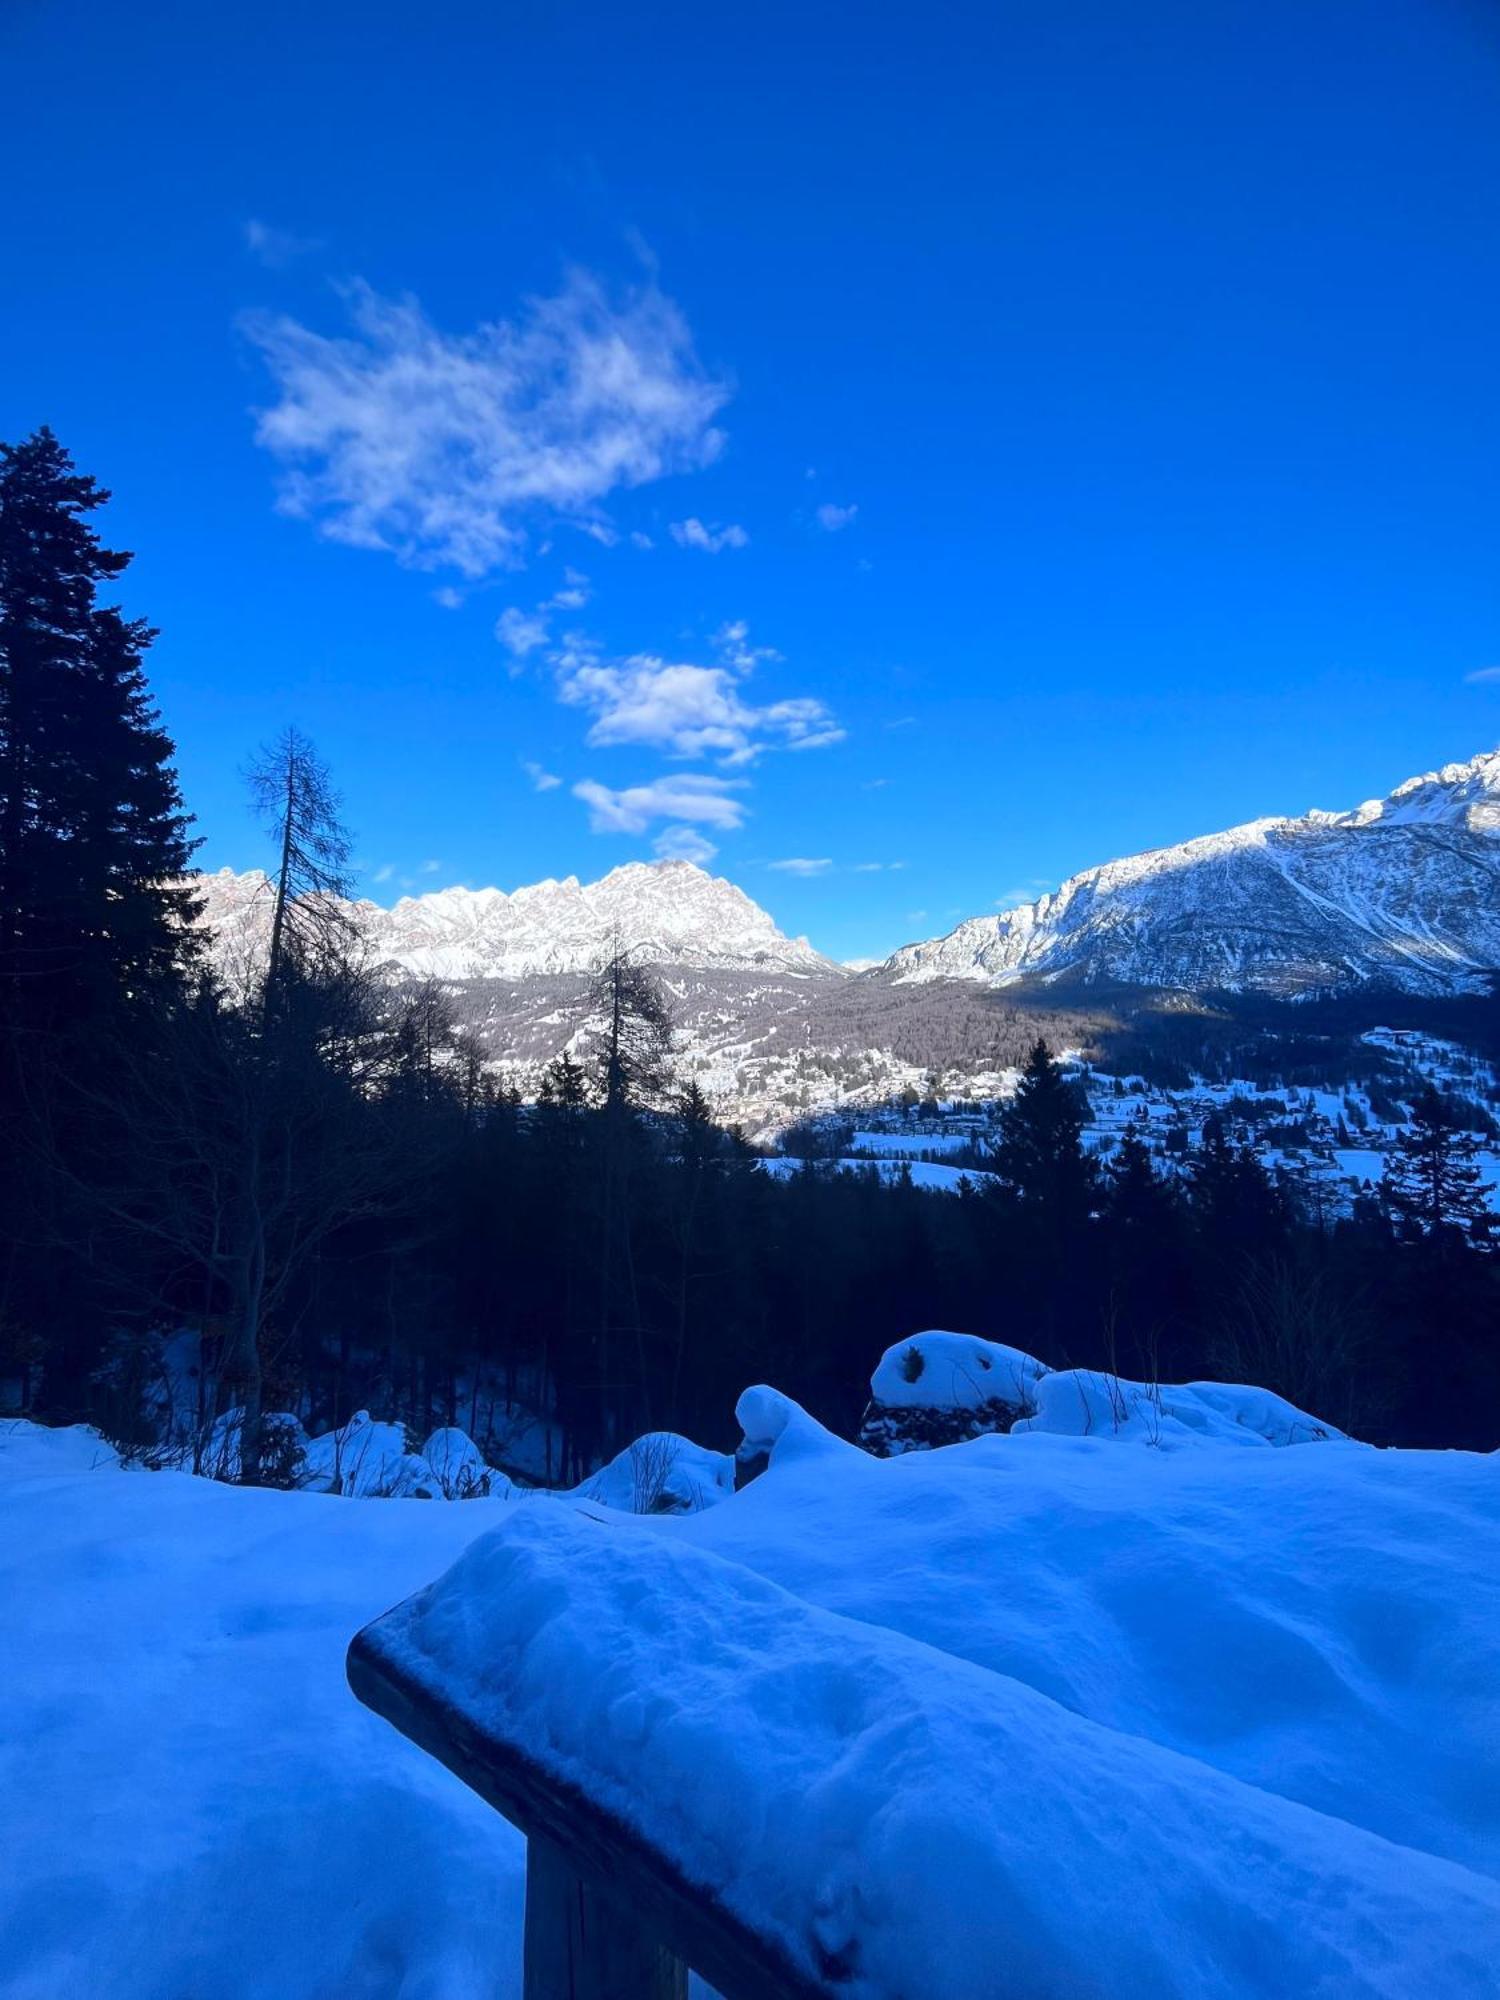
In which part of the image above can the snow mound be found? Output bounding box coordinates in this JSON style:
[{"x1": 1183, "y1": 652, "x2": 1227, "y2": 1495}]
[
  {"x1": 423, "y1": 1427, "x2": 511, "y2": 1500},
  {"x1": 0, "y1": 1419, "x2": 119, "y2": 1477},
  {"x1": 301, "y1": 1411, "x2": 438, "y2": 1497},
  {"x1": 735, "y1": 1384, "x2": 854, "y2": 1468},
  {"x1": 580, "y1": 1431, "x2": 736, "y2": 1513},
  {"x1": 870, "y1": 1330, "x2": 1047, "y2": 1411},
  {"x1": 384, "y1": 1497, "x2": 1500, "y2": 1997},
  {"x1": 1014, "y1": 1369, "x2": 1346, "y2": 1448}
]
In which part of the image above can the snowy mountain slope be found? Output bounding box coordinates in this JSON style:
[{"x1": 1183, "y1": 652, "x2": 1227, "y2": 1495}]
[
  {"x1": 881, "y1": 750, "x2": 1500, "y2": 995},
  {"x1": 194, "y1": 858, "x2": 839, "y2": 979}
]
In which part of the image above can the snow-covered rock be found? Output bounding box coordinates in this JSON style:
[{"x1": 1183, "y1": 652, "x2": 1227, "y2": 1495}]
[
  {"x1": 882, "y1": 748, "x2": 1500, "y2": 995},
  {"x1": 860, "y1": 1331, "x2": 1046, "y2": 1454}
]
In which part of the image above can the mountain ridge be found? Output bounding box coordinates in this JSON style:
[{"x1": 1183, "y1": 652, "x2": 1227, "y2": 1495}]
[
  {"x1": 879, "y1": 748, "x2": 1500, "y2": 996},
  {"x1": 193, "y1": 856, "x2": 840, "y2": 981}
]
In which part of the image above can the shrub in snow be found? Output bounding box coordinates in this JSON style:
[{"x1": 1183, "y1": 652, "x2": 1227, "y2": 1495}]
[
  {"x1": 580, "y1": 1431, "x2": 736, "y2": 1513},
  {"x1": 300, "y1": 1412, "x2": 439, "y2": 1498},
  {"x1": 421, "y1": 1427, "x2": 510, "y2": 1500},
  {"x1": 859, "y1": 1331, "x2": 1048, "y2": 1456},
  {"x1": 200, "y1": 1408, "x2": 311, "y2": 1486}
]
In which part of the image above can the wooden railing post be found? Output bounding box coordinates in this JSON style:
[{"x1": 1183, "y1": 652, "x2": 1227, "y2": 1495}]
[{"x1": 524, "y1": 1832, "x2": 687, "y2": 2000}]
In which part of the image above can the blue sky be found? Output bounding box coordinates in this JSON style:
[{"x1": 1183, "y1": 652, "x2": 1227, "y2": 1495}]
[{"x1": 3, "y1": 0, "x2": 1498, "y2": 960}]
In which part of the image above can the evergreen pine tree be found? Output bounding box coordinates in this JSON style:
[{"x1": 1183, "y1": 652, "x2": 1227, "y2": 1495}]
[
  {"x1": 1381, "y1": 1086, "x2": 1492, "y2": 1243},
  {"x1": 990, "y1": 1037, "x2": 1094, "y2": 1224},
  {"x1": 0, "y1": 428, "x2": 198, "y2": 1018}
]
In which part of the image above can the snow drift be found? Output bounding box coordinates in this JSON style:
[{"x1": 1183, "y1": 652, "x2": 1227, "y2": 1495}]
[{"x1": 3, "y1": 1354, "x2": 1498, "y2": 1998}]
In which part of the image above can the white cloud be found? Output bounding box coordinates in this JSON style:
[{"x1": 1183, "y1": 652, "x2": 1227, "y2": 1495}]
[
  {"x1": 670, "y1": 517, "x2": 749, "y2": 553},
  {"x1": 769, "y1": 856, "x2": 833, "y2": 876},
  {"x1": 713, "y1": 619, "x2": 780, "y2": 671},
  {"x1": 371, "y1": 864, "x2": 395, "y2": 884},
  {"x1": 1464, "y1": 667, "x2": 1500, "y2": 684},
  {"x1": 653, "y1": 825, "x2": 718, "y2": 864},
  {"x1": 244, "y1": 218, "x2": 317, "y2": 267},
  {"x1": 432, "y1": 585, "x2": 465, "y2": 610},
  {"x1": 245, "y1": 271, "x2": 729, "y2": 576},
  {"x1": 548, "y1": 568, "x2": 591, "y2": 611},
  {"x1": 557, "y1": 652, "x2": 842, "y2": 764},
  {"x1": 853, "y1": 860, "x2": 905, "y2": 873},
  {"x1": 496, "y1": 606, "x2": 551, "y2": 657},
  {"x1": 420, "y1": 859, "x2": 442, "y2": 874},
  {"x1": 573, "y1": 774, "x2": 748, "y2": 835},
  {"x1": 523, "y1": 760, "x2": 563, "y2": 792},
  {"x1": 629, "y1": 530, "x2": 655, "y2": 550},
  {"x1": 815, "y1": 502, "x2": 858, "y2": 532}
]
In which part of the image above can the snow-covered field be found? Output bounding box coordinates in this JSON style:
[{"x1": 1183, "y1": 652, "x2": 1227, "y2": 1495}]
[{"x1": 4, "y1": 1362, "x2": 1500, "y2": 1998}]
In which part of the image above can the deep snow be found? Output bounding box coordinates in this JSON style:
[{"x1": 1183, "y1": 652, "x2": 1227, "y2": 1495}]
[{"x1": 4, "y1": 1372, "x2": 1499, "y2": 1998}]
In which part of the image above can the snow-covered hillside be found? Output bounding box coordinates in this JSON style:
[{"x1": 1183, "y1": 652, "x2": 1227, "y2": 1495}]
[
  {"x1": 783, "y1": 1027, "x2": 1500, "y2": 1219},
  {"x1": 883, "y1": 749, "x2": 1500, "y2": 995},
  {"x1": 194, "y1": 858, "x2": 837, "y2": 979},
  {"x1": 6, "y1": 1373, "x2": 1498, "y2": 1999}
]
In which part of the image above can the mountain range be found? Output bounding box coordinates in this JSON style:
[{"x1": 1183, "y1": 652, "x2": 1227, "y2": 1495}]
[
  {"x1": 194, "y1": 858, "x2": 835, "y2": 981},
  {"x1": 197, "y1": 748, "x2": 1500, "y2": 1001}
]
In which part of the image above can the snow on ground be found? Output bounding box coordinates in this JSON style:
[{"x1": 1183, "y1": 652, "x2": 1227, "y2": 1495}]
[
  {"x1": 0, "y1": 1421, "x2": 525, "y2": 2000},
  {"x1": 758, "y1": 1155, "x2": 995, "y2": 1193},
  {"x1": 848, "y1": 1129, "x2": 974, "y2": 1156},
  {"x1": 5, "y1": 1371, "x2": 1500, "y2": 1997}
]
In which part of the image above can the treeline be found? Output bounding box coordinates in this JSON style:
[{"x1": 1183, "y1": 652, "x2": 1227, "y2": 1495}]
[{"x1": 3, "y1": 432, "x2": 1498, "y2": 1475}]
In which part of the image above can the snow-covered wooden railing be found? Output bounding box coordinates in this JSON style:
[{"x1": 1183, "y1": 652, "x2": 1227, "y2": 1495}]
[{"x1": 347, "y1": 1609, "x2": 832, "y2": 2000}]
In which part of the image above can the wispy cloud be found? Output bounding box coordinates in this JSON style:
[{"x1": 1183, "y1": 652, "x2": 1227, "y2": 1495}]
[
  {"x1": 371, "y1": 864, "x2": 395, "y2": 884},
  {"x1": 573, "y1": 774, "x2": 749, "y2": 835},
  {"x1": 670, "y1": 517, "x2": 749, "y2": 553},
  {"x1": 244, "y1": 218, "x2": 318, "y2": 268},
  {"x1": 523, "y1": 760, "x2": 562, "y2": 792},
  {"x1": 419, "y1": 859, "x2": 442, "y2": 874},
  {"x1": 1464, "y1": 666, "x2": 1500, "y2": 684},
  {"x1": 852, "y1": 860, "x2": 906, "y2": 873},
  {"x1": 713, "y1": 619, "x2": 780, "y2": 670},
  {"x1": 245, "y1": 271, "x2": 729, "y2": 575},
  {"x1": 549, "y1": 567, "x2": 592, "y2": 610},
  {"x1": 556, "y1": 647, "x2": 842, "y2": 764},
  {"x1": 432, "y1": 585, "x2": 465, "y2": 610},
  {"x1": 815, "y1": 502, "x2": 858, "y2": 532},
  {"x1": 768, "y1": 856, "x2": 833, "y2": 876},
  {"x1": 653, "y1": 825, "x2": 718, "y2": 864},
  {"x1": 496, "y1": 607, "x2": 551, "y2": 657}
]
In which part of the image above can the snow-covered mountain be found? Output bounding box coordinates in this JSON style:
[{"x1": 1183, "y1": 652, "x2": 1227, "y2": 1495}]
[
  {"x1": 881, "y1": 750, "x2": 1500, "y2": 996},
  {"x1": 194, "y1": 859, "x2": 838, "y2": 980}
]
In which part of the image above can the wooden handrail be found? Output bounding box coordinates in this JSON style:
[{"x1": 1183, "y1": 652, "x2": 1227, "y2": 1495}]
[{"x1": 348, "y1": 1608, "x2": 839, "y2": 2000}]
